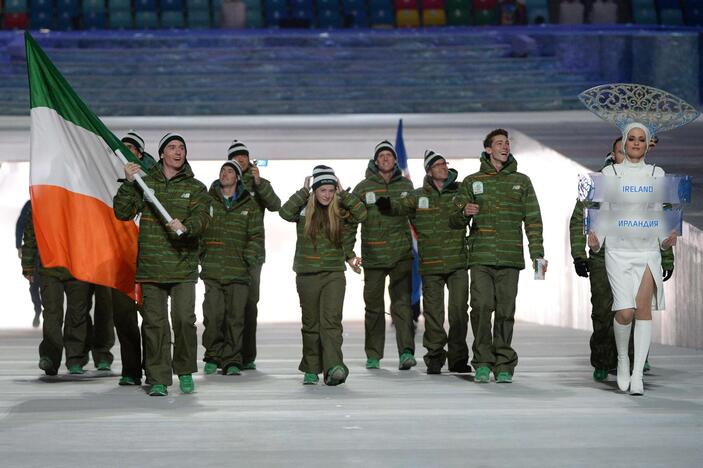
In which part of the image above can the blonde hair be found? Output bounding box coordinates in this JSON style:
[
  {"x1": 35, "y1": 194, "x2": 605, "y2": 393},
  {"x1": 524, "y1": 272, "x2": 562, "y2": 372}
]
[{"x1": 303, "y1": 191, "x2": 349, "y2": 248}]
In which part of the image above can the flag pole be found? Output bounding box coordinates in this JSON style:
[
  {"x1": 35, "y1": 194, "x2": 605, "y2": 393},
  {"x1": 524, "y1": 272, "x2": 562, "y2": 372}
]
[{"x1": 114, "y1": 149, "x2": 183, "y2": 236}]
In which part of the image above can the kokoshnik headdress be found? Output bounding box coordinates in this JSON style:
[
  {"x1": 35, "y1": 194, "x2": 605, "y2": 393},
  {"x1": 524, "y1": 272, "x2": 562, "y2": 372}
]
[
  {"x1": 577, "y1": 84, "x2": 699, "y2": 238},
  {"x1": 578, "y1": 83, "x2": 700, "y2": 137}
]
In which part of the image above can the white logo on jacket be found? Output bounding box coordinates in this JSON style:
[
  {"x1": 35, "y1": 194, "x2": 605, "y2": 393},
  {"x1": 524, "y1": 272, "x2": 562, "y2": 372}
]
[
  {"x1": 365, "y1": 192, "x2": 377, "y2": 204},
  {"x1": 181, "y1": 192, "x2": 191, "y2": 199},
  {"x1": 472, "y1": 182, "x2": 484, "y2": 195},
  {"x1": 418, "y1": 197, "x2": 429, "y2": 209}
]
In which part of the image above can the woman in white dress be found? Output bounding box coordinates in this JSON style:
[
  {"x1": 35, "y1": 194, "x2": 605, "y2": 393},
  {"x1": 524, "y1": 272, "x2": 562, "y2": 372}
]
[{"x1": 587, "y1": 122, "x2": 677, "y2": 396}]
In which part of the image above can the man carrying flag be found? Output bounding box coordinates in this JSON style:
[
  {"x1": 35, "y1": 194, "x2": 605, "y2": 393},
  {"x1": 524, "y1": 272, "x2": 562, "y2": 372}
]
[
  {"x1": 115, "y1": 133, "x2": 211, "y2": 396},
  {"x1": 24, "y1": 33, "x2": 144, "y2": 376},
  {"x1": 346, "y1": 140, "x2": 417, "y2": 371}
]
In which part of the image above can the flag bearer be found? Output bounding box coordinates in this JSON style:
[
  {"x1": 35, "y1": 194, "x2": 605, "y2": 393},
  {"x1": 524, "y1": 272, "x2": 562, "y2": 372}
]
[{"x1": 114, "y1": 133, "x2": 210, "y2": 396}]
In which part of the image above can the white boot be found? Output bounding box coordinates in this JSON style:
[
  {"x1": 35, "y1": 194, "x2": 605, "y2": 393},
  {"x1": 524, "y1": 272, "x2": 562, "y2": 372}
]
[
  {"x1": 613, "y1": 319, "x2": 632, "y2": 392},
  {"x1": 630, "y1": 320, "x2": 652, "y2": 396}
]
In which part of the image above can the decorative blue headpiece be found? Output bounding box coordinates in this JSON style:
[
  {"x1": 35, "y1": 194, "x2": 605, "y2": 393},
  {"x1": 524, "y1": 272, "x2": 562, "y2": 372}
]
[{"x1": 578, "y1": 83, "x2": 700, "y2": 137}]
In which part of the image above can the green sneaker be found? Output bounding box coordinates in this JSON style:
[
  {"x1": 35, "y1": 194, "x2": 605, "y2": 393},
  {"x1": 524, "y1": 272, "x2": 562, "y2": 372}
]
[
  {"x1": 325, "y1": 365, "x2": 347, "y2": 386},
  {"x1": 203, "y1": 362, "x2": 218, "y2": 375},
  {"x1": 365, "y1": 358, "x2": 380, "y2": 369},
  {"x1": 68, "y1": 365, "x2": 84, "y2": 375},
  {"x1": 118, "y1": 376, "x2": 140, "y2": 386},
  {"x1": 495, "y1": 371, "x2": 513, "y2": 383},
  {"x1": 243, "y1": 362, "x2": 256, "y2": 370},
  {"x1": 38, "y1": 357, "x2": 57, "y2": 376},
  {"x1": 148, "y1": 384, "x2": 168, "y2": 396},
  {"x1": 226, "y1": 366, "x2": 241, "y2": 376},
  {"x1": 179, "y1": 374, "x2": 195, "y2": 394},
  {"x1": 398, "y1": 352, "x2": 417, "y2": 370},
  {"x1": 303, "y1": 373, "x2": 319, "y2": 385},
  {"x1": 593, "y1": 368, "x2": 608, "y2": 381},
  {"x1": 474, "y1": 366, "x2": 491, "y2": 383},
  {"x1": 96, "y1": 361, "x2": 111, "y2": 371},
  {"x1": 643, "y1": 360, "x2": 651, "y2": 373}
]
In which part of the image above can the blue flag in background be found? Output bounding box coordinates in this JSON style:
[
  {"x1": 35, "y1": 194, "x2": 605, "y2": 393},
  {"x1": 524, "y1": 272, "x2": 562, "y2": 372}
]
[{"x1": 395, "y1": 119, "x2": 422, "y2": 318}]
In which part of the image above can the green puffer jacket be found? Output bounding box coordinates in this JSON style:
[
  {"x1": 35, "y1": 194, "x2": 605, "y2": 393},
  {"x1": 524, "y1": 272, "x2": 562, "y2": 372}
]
[
  {"x1": 389, "y1": 169, "x2": 467, "y2": 275},
  {"x1": 454, "y1": 153, "x2": 543, "y2": 270},
  {"x1": 113, "y1": 161, "x2": 211, "y2": 283},
  {"x1": 241, "y1": 166, "x2": 281, "y2": 265},
  {"x1": 345, "y1": 160, "x2": 414, "y2": 269},
  {"x1": 21, "y1": 204, "x2": 72, "y2": 281},
  {"x1": 200, "y1": 181, "x2": 264, "y2": 284},
  {"x1": 279, "y1": 188, "x2": 367, "y2": 274}
]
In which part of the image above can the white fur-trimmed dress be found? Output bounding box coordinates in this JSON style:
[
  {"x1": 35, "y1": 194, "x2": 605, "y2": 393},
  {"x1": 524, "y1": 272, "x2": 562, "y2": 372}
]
[{"x1": 598, "y1": 159, "x2": 668, "y2": 311}]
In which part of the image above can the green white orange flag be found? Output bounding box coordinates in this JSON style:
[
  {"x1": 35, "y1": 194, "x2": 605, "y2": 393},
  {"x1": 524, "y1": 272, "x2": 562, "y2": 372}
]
[{"x1": 25, "y1": 32, "x2": 144, "y2": 299}]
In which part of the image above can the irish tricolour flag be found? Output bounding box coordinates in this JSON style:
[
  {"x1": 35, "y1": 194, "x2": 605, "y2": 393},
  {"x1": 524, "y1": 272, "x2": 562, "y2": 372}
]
[{"x1": 25, "y1": 32, "x2": 144, "y2": 299}]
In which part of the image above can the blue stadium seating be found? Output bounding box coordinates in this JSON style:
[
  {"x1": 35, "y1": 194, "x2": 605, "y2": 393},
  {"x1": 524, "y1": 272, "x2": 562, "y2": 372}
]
[
  {"x1": 188, "y1": 10, "x2": 211, "y2": 27},
  {"x1": 659, "y1": 7, "x2": 683, "y2": 24},
  {"x1": 134, "y1": 0, "x2": 158, "y2": 11},
  {"x1": 108, "y1": 10, "x2": 133, "y2": 28},
  {"x1": 108, "y1": 0, "x2": 132, "y2": 12},
  {"x1": 3, "y1": 0, "x2": 29, "y2": 13},
  {"x1": 370, "y1": 0, "x2": 393, "y2": 9},
  {"x1": 317, "y1": 0, "x2": 340, "y2": 9},
  {"x1": 632, "y1": 5, "x2": 658, "y2": 24},
  {"x1": 162, "y1": 10, "x2": 185, "y2": 27},
  {"x1": 686, "y1": 6, "x2": 703, "y2": 26},
  {"x1": 83, "y1": 11, "x2": 107, "y2": 28},
  {"x1": 290, "y1": 0, "x2": 315, "y2": 23},
  {"x1": 290, "y1": 0, "x2": 312, "y2": 9},
  {"x1": 265, "y1": 0, "x2": 287, "y2": 9},
  {"x1": 31, "y1": 11, "x2": 55, "y2": 29},
  {"x1": 344, "y1": 0, "x2": 367, "y2": 13},
  {"x1": 370, "y1": 5, "x2": 394, "y2": 26},
  {"x1": 211, "y1": 0, "x2": 223, "y2": 24},
  {"x1": 56, "y1": 10, "x2": 78, "y2": 30},
  {"x1": 83, "y1": 0, "x2": 106, "y2": 13},
  {"x1": 291, "y1": 6, "x2": 314, "y2": 25},
  {"x1": 318, "y1": 8, "x2": 342, "y2": 28},
  {"x1": 245, "y1": 8, "x2": 263, "y2": 27},
  {"x1": 242, "y1": 0, "x2": 262, "y2": 9},
  {"x1": 134, "y1": 10, "x2": 159, "y2": 27},
  {"x1": 265, "y1": 0, "x2": 289, "y2": 26},
  {"x1": 56, "y1": 0, "x2": 80, "y2": 15},
  {"x1": 345, "y1": 7, "x2": 370, "y2": 27},
  {"x1": 656, "y1": 0, "x2": 681, "y2": 10},
  {"x1": 31, "y1": 0, "x2": 54, "y2": 14},
  {"x1": 186, "y1": 0, "x2": 210, "y2": 11},
  {"x1": 161, "y1": 0, "x2": 185, "y2": 11}
]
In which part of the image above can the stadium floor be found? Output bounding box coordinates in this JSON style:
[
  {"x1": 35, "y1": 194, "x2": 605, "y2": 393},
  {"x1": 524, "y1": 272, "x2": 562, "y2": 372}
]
[{"x1": 1, "y1": 321, "x2": 702, "y2": 468}]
